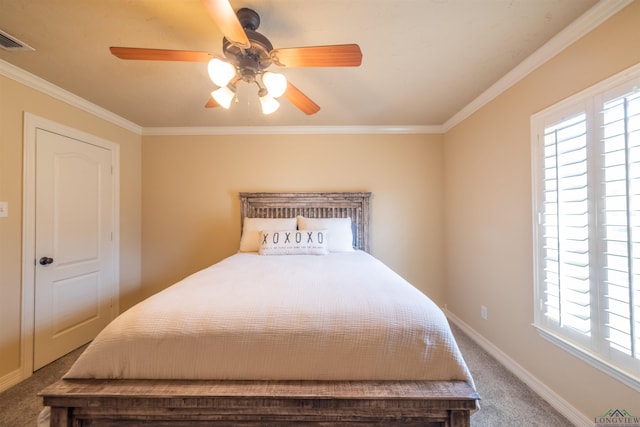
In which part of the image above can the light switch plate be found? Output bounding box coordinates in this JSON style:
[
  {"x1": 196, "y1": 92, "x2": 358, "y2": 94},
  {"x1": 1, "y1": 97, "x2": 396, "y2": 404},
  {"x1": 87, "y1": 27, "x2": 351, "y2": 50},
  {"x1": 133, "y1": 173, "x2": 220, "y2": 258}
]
[{"x1": 0, "y1": 201, "x2": 8, "y2": 218}]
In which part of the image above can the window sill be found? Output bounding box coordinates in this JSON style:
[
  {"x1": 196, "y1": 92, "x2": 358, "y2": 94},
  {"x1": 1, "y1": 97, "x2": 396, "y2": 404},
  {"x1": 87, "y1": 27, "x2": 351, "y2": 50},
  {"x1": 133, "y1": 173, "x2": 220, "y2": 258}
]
[{"x1": 533, "y1": 324, "x2": 640, "y2": 392}]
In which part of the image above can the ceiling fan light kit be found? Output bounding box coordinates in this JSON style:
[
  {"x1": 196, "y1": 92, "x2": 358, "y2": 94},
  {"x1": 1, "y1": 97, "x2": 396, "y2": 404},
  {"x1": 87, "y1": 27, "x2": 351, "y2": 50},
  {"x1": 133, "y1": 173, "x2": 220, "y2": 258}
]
[
  {"x1": 207, "y1": 58, "x2": 236, "y2": 87},
  {"x1": 211, "y1": 84, "x2": 236, "y2": 109},
  {"x1": 110, "y1": 0, "x2": 362, "y2": 116},
  {"x1": 258, "y1": 88, "x2": 280, "y2": 115},
  {"x1": 262, "y1": 71, "x2": 287, "y2": 98}
]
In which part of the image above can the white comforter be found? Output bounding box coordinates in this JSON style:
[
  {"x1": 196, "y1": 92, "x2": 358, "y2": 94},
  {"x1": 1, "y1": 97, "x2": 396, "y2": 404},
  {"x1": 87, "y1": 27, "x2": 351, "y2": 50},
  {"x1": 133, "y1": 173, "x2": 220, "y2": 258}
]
[{"x1": 65, "y1": 251, "x2": 474, "y2": 386}]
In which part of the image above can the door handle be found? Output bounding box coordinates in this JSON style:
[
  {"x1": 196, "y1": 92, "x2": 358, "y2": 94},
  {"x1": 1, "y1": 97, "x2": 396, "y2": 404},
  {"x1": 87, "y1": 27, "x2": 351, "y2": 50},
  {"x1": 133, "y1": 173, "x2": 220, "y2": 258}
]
[{"x1": 39, "y1": 257, "x2": 54, "y2": 266}]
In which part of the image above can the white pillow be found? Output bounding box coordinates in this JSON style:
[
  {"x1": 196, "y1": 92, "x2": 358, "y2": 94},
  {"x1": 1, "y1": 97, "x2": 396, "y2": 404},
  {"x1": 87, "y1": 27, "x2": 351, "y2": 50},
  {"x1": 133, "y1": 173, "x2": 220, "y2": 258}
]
[
  {"x1": 239, "y1": 217, "x2": 296, "y2": 252},
  {"x1": 296, "y1": 216, "x2": 354, "y2": 252},
  {"x1": 259, "y1": 230, "x2": 328, "y2": 255}
]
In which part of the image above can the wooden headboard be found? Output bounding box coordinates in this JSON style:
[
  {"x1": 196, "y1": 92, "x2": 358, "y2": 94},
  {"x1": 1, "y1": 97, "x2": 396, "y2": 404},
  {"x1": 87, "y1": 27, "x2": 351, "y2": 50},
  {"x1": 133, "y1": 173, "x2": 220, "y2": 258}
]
[{"x1": 240, "y1": 192, "x2": 371, "y2": 252}]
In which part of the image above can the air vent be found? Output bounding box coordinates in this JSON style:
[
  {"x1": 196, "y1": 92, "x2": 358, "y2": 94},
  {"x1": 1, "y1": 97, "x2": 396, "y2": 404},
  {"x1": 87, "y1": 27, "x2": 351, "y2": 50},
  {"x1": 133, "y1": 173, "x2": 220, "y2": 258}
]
[{"x1": 0, "y1": 29, "x2": 34, "y2": 51}]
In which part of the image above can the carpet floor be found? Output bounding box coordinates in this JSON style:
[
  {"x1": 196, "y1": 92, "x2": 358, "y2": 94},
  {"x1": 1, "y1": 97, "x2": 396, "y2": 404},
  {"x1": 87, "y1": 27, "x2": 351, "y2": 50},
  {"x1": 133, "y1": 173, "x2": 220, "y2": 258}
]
[
  {"x1": 0, "y1": 323, "x2": 575, "y2": 426},
  {"x1": 451, "y1": 323, "x2": 574, "y2": 426}
]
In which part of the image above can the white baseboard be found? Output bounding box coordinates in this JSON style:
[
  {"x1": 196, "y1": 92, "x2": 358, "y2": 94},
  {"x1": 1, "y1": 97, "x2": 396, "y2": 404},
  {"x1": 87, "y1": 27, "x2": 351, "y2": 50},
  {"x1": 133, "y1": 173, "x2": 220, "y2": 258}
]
[
  {"x1": 0, "y1": 368, "x2": 23, "y2": 393},
  {"x1": 445, "y1": 309, "x2": 592, "y2": 427}
]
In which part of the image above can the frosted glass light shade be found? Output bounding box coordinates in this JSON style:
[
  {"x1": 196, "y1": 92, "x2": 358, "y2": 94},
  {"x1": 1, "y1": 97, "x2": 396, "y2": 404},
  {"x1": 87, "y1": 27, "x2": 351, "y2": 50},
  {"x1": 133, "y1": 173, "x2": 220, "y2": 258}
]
[
  {"x1": 208, "y1": 58, "x2": 236, "y2": 87},
  {"x1": 259, "y1": 93, "x2": 280, "y2": 114},
  {"x1": 262, "y1": 72, "x2": 287, "y2": 98},
  {"x1": 211, "y1": 86, "x2": 235, "y2": 109}
]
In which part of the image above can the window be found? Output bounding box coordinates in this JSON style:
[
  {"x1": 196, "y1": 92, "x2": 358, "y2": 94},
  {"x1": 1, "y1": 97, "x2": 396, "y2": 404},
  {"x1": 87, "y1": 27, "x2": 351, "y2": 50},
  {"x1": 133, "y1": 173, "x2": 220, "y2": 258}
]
[{"x1": 532, "y1": 64, "x2": 640, "y2": 391}]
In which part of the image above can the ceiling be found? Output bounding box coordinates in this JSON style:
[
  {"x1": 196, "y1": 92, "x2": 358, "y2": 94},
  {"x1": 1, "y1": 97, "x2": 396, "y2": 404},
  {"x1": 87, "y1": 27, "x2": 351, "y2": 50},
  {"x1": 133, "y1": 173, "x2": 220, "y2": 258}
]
[{"x1": 0, "y1": 0, "x2": 604, "y2": 130}]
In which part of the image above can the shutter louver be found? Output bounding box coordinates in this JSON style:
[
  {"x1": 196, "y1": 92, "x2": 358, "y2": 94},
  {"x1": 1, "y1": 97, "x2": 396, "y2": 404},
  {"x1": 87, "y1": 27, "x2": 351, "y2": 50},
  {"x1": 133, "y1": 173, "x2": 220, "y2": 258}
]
[
  {"x1": 542, "y1": 114, "x2": 591, "y2": 335},
  {"x1": 601, "y1": 91, "x2": 640, "y2": 360}
]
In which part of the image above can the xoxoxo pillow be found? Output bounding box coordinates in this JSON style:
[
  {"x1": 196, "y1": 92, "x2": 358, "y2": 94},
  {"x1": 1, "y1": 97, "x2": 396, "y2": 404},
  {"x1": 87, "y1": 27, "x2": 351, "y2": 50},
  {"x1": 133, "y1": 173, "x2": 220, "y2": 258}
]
[
  {"x1": 239, "y1": 217, "x2": 297, "y2": 252},
  {"x1": 259, "y1": 230, "x2": 328, "y2": 255}
]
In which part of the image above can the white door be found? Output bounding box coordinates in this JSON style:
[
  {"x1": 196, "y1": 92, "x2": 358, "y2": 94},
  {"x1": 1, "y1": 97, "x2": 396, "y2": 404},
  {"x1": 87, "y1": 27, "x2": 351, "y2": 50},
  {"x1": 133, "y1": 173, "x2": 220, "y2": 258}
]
[{"x1": 33, "y1": 128, "x2": 116, "y2": 370}]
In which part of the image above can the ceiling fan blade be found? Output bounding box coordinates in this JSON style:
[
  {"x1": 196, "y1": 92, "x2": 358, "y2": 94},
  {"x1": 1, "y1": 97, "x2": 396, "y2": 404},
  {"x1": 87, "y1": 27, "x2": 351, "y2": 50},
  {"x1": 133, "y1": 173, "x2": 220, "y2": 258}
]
[
  {"x1": 201, "y1": 0, "x2": 250, "y2": 48},
  {"x1": 271, "y1": 44, "x2": 362, "y2": 67},
  {"x1": 110, "y1": 47, "x2": 212, "y2": 62},
  {"x1": 205, "y1": 97, "x2": 221, "y2": 108},
  {"x1": 283, "y1": 82, "x2": 320, "y2": 115}
]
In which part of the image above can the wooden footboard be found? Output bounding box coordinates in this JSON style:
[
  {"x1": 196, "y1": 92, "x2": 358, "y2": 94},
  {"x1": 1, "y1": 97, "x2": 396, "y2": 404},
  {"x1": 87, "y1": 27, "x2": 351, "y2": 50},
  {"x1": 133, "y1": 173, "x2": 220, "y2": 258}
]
[{"x1": 40, "y1": 379, "x2": 479, "y2": 426}]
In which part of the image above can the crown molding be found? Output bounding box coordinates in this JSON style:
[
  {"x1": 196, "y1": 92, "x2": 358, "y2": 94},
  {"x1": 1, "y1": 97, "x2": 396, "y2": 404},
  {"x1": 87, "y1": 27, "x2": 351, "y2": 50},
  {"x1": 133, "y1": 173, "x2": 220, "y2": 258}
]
[
  {"x1": 0, "y1": 59, "x2": 441, "y2": 136},
  {"x1": 442, "y1": 0, "x2": 633, "y2": 132},
  {"x1": 0, "y1": 59, "x2": 142, "y2": 135},
  {"x1": 141, "y1": 125, "x2": 444, "y2": 136},
  {"x1": 1, "y1": 0, "x2": 630, "y2": 137}
]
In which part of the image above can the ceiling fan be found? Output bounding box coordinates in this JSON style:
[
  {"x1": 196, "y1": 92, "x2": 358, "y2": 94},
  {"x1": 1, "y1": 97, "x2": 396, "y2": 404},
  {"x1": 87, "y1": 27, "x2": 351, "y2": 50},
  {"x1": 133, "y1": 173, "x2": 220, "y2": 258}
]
[{"x1": 109, "y1": 0, "x2": 363, "y2": 115}]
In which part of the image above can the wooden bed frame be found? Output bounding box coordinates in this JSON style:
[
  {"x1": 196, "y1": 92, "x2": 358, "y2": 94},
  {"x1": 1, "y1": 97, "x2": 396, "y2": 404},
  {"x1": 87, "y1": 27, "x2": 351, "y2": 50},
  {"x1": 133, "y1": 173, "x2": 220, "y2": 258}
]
[{"x1": 40, "y1": 192, "x2": 479, "y2": 426}]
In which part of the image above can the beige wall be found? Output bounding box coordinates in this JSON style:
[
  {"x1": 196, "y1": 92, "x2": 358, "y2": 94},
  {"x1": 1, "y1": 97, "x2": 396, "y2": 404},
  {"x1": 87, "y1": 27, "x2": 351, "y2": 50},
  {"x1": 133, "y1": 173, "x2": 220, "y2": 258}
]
[
  {"x1": 141, "y1": 133, "x2": 445, "y2": 303},
  {"x1": 444, "y1": 1, "x2": 640, "y2": 419},
  {"x1": 0, "y1": 75, "x2": 142, "y2": 382}
]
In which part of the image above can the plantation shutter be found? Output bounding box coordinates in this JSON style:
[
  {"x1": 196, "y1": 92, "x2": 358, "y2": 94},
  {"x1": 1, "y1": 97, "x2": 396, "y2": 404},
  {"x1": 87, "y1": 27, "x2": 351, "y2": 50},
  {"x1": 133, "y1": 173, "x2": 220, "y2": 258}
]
[
  {"x1": 600, "y1": 90, "x2": 640, "y2": 362},
  {"x1": 533, "y1": 66, "x2": 640, "y2": 389},
  {"x1": 540, "y1": 113, "x2": 592, "y2": 340}
]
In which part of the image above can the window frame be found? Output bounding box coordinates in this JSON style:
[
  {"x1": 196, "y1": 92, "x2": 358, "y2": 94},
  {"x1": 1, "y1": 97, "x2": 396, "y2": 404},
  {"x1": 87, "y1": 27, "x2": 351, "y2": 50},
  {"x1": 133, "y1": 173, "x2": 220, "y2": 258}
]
[{"x1": 531, "y1": 63, "x2": 640, "y2": 392}]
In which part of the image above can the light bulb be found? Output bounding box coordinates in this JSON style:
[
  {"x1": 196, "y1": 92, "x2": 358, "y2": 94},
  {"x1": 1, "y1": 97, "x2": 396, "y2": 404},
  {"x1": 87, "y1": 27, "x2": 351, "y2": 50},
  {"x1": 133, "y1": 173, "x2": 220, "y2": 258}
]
[
  {"x1": 262, "y1": 72, "x2": 287, "y2": 98},
  {"x1": 259, "y1": 91, "x2": 280, "y2": 115},
  {"x1": 211, "y1": 85, "x2": 235, "y2": 109},
  {"x1": 208, "y1": 58, "x2": 236, "y2": 87}
]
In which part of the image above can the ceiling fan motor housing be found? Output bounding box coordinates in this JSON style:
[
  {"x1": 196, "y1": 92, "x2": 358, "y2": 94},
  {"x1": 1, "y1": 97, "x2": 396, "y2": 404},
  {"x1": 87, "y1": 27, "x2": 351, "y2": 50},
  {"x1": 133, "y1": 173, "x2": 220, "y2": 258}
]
[
  {"x1": 236, "y1": 8, "x2": 260, "y2": 31},
  {"x1": 222, "y1": 8, "x2": 273, "y2": 83}
]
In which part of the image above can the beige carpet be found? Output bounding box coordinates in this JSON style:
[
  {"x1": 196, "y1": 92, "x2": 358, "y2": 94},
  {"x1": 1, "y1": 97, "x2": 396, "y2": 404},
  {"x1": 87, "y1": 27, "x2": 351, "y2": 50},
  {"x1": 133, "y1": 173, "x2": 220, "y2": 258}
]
[
  {"x1": 0, "y1": 324, "x2": 574, "y2": 426},
  {"x1": 451, "y1": 324, "x2": 574, "y2": 426}
]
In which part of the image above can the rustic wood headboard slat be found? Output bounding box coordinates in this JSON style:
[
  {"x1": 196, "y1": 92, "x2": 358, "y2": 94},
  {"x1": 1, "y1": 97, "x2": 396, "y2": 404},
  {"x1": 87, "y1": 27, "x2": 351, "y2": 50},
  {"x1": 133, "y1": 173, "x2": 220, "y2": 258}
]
[{"x1": 240, "y1": 192, "x2": 371, "y2": 253}]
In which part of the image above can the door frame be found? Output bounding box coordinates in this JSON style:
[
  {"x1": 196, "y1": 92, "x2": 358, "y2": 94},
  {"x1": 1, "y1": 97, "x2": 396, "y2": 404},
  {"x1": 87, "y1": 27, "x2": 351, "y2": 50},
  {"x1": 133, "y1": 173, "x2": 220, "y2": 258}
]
[{"x1": 21, "y1": 113, "x2": 120, "y2": 379}]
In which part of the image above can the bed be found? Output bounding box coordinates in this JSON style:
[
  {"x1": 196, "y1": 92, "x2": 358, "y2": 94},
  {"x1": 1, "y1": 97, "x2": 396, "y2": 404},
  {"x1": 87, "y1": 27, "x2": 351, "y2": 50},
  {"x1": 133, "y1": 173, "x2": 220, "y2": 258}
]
[{"x1": 40, "y1": 191, "x2": 479, "y2": 426}]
